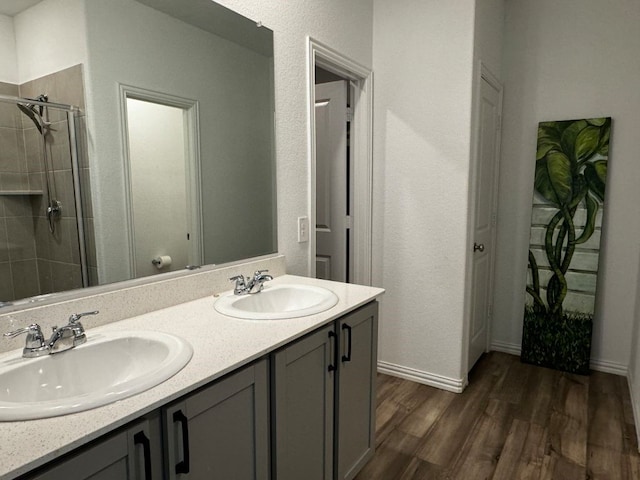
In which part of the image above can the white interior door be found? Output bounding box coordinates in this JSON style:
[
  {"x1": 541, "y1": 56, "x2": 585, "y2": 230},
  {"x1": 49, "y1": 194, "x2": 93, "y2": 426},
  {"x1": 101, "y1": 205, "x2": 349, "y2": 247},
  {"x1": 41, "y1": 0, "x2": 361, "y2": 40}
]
[
  {"x1": 315, "y1": 80, "x2": 349, "y2": 281},
  {"x1": 469, "y1": 75, "x2": 502, "y2": 370}
]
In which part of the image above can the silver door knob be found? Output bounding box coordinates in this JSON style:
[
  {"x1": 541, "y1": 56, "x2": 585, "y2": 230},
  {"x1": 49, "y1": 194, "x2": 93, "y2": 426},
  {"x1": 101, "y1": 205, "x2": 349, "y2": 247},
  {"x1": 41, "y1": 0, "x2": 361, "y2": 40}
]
[{"x1": 473, "y1": 243, "x2": 485, "y2": 252}]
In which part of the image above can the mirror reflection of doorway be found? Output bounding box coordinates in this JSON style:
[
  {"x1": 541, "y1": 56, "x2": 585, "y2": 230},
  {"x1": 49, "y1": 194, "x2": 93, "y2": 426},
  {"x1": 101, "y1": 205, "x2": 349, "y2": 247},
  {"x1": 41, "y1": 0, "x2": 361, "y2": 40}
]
[{"x1": 123, "y1": 93, "x2": 202, "y2": 278}]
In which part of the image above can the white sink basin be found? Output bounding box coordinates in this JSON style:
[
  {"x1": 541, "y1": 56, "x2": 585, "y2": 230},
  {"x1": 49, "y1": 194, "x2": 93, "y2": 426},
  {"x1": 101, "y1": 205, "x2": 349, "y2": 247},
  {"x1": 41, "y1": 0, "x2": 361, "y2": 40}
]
[
  {"x1": 0, "y1": 331, "x2": 193, "y2": 421},
  {"x1": 214, "y1": 283, "x2": 339, "y2": 320}
]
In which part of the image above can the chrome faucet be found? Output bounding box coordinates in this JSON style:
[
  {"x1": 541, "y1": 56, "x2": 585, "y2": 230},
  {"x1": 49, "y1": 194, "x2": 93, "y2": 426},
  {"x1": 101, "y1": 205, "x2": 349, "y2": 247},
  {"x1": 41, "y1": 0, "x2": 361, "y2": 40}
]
[
  {"x1": 249, "y1": 270, "x2": 273, "y2": 293},
  {"x1": 4, "y1": 310, "x2": 99, "y2": 358},
  {"x1": 229, "y1": 270, "x2": 273, "y2": 295}
]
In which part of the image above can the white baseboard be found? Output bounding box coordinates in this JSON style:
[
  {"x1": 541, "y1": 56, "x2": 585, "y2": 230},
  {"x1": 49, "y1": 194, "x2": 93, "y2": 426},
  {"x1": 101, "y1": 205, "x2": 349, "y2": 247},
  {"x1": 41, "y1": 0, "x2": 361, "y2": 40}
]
[
  {"x1": 377, "y1": 361, "x2": 466, "y2": 393},
  {"x1": 490, "y1": 341, "x2": 628, "y2": 376},
  {"x1": 490, "y1": 340, "x2": 521, "y2": 356},
  {"x1": 590, "y1": 358, "x2": 627, "y2": 376}
]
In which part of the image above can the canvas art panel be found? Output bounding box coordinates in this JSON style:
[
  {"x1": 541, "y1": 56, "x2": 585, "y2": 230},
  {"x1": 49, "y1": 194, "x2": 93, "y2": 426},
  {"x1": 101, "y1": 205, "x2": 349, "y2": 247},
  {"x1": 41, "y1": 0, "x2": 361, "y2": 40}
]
[{"x1": 521, "y1": 117, "x2": 611, "y2": 374}]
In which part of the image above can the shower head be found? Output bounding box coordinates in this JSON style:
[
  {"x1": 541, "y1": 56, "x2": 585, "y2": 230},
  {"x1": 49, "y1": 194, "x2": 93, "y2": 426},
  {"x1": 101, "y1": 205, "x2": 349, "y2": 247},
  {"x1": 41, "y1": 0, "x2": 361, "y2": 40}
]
[
  {"x1": 16, "y1": 95, "x2": 49, "y2": 134},
  {"x1": 17, "y1": 103, "x2": 43, "y2": 133}
]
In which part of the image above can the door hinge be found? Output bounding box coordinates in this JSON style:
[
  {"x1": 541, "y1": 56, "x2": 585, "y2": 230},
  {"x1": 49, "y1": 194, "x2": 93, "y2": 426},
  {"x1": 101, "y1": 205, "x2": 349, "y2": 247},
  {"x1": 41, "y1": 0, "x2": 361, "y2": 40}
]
[
  {"x1": 346, "y1": 215, "x2": 353, "y2": 229},
  {"x1": 346, "y1": 107, "x2": 353, "y2": 122}
]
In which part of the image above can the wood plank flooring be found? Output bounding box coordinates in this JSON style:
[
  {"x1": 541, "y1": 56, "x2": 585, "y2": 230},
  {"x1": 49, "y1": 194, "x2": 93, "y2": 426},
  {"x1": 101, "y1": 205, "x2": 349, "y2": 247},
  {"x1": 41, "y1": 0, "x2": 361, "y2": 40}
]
[{"x1": 354, "y1": 352, "x2": 640, "y2": 480}]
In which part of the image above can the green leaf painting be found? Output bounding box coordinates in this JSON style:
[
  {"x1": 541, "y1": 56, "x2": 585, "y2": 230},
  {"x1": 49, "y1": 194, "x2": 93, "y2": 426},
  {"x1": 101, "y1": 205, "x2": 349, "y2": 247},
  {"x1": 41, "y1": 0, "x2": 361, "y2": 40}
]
[{"x1": 522, "y1": 117, "x2": 611, "y2": 375}]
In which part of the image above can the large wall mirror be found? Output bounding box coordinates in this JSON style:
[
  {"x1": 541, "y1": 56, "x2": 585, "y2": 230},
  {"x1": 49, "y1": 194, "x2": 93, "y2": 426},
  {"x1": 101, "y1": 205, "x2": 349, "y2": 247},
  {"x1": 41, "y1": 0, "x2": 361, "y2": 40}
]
[{"x1": 0, "y1": 0, "x2": 277, "y2": 308}]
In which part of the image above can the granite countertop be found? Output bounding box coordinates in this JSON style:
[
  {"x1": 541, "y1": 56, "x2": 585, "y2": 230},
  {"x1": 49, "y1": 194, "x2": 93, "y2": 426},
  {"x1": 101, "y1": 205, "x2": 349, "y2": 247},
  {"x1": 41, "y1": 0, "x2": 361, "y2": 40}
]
[{"x1": 0, "y1": 275, "x2": 384, "y2": 479}]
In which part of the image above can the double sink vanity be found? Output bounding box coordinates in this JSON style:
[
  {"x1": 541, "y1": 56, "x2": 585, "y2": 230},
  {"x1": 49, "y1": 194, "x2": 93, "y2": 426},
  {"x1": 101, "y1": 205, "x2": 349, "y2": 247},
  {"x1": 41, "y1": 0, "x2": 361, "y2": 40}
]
[{"x1": 0, "y1": 270, "x2": 384, "y2": 479}]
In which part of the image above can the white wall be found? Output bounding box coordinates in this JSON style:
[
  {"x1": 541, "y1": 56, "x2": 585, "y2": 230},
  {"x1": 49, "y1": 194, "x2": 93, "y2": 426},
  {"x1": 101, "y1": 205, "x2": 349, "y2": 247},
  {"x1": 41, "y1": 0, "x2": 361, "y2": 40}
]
[
  {"x1": 492, "y1": 0, "x2": 640, "y2": 374},
  {"x1": 372, "y1": 0, "x2": 477, "y2": 389},
  {"x1": 13, "y1": 0, "x2": 87, "y2": 84},
  {"x1": 0, "y1": 15, "x2": 18, "y2": 84}
]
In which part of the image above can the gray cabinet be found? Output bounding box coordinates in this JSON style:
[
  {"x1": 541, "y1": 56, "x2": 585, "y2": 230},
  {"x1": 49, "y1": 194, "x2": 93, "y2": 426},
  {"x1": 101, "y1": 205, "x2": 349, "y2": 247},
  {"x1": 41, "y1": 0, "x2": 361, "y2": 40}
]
[
  {"x1": 335, "y1": 302, "x2": 378, "y2": 480},
  {"x1": 164, "y1": 359, "x2": 270, "y2": 480},
  {"x1": 273, "y1": 323, "x2": 336, "y2": 480},
  {"x1": 273, "y1": 302, "x2": 378, "y2": 480},
  {"x1": 24, "y1": 413, "x2": 163, "y2": 480}
]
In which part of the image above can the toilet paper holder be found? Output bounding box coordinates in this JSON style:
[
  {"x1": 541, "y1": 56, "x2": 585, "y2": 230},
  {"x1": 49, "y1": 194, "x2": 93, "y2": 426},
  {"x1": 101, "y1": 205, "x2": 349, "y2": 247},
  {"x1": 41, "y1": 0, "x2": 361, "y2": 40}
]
[{"x1": 152, "y1": 255, "x2": 172, "y2": 269}]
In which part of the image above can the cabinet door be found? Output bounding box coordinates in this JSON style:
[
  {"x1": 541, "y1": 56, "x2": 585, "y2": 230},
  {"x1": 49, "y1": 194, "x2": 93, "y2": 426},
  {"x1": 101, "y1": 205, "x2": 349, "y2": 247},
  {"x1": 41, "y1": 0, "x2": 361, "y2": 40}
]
[
  {"x1": 336, "y1": 302, "x2": 378, "y2": 480},
  {"x1": 273, "y1": 324, "x2": 336, "y2": 480},
  {"x1": 25, "y1": 415, "x2": 162, "y2": 480},
  {"x1": 164, "y1": 359, "x2": 269, "y2": 480}
]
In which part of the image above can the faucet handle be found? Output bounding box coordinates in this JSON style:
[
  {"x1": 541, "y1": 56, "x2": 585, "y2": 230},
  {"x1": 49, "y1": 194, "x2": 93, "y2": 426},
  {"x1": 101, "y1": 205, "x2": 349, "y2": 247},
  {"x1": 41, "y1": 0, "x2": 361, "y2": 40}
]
[
  {"x1": 250, "y1": 270, "x2": 272, "y2": 293},
  {"x1": 4, "y1": 324, "x2": 48, "y2": 357},
  {"x1": 4, "y1": 323, "x2": 44, "y2": 341},
  {"x1": 68, "y1": 310, "x2": 99, "y2": 324},
  {"x1": 230, "y1": 275, "x2": 247, "y2": 294},
  {"x1": 66, "y1": 311, "x2": 99, "y2": 347}
]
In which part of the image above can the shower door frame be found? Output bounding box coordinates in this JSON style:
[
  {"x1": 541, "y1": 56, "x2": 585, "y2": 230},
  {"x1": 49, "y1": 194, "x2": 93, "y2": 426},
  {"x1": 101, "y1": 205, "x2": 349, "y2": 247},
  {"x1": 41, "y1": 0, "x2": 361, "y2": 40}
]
[{"x1": 0, "y1": 94, "x2": 89, "y2": 290}]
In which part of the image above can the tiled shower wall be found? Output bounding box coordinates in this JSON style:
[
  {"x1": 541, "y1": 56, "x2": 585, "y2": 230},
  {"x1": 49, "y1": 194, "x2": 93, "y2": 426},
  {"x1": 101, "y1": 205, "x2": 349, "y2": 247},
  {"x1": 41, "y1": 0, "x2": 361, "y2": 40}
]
[
  {"x1": 0, "y1": 65, "x2": 95, "y2": 303},
  {"x1": 0, "y1": 81, "x2": 38, "y2": 301}
]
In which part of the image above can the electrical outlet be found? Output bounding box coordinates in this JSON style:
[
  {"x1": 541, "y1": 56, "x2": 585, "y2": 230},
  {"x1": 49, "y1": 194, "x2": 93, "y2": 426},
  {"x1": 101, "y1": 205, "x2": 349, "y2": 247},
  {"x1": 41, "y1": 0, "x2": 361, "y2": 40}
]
[{"x1": 297, "y1": 216, "x2": 309, "y2": 243}]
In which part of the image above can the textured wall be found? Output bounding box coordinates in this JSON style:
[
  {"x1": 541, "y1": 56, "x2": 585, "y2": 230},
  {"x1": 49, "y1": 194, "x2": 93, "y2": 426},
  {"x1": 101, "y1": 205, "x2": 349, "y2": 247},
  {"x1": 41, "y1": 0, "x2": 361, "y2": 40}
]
[
  {"x1": 492, "y1": 0, "x2": 640, "y2": 373},
  {"x1": 372, "y1": 0, "x2": 477, "y2": 387}
]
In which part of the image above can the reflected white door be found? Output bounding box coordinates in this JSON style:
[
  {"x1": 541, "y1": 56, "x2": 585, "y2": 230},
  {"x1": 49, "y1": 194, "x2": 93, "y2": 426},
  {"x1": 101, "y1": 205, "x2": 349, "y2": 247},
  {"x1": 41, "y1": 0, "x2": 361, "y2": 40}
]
[
  {"x1": 469, "y1": 76, "x2": 502, "y2": 371},
  {"x1": 315, "y1": 80, "x2": 349, "y2": 282},
  {"x1": 127, "y1": 98, "x2": 191, "y2": 277}
]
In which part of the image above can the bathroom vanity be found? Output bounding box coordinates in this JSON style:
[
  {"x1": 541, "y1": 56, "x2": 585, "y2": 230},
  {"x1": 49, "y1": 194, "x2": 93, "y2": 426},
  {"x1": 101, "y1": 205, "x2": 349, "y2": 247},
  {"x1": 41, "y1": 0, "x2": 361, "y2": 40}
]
[{"x1": 0, "y1": 275, "x2": 383, "y2": 480}]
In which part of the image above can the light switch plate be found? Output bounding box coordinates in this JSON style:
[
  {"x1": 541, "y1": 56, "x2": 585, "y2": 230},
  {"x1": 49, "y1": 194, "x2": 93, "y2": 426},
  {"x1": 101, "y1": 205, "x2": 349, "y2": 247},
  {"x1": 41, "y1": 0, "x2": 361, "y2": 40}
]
[{"x1": 297, "y1": 216, "x2": 309, "y2": 243}]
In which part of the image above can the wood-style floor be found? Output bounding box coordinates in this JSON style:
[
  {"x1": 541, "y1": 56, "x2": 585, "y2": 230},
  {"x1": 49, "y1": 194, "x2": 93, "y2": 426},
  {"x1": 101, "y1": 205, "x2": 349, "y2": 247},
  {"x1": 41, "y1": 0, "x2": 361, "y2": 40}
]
[{"x1": 355, "y1": 352, "x2": 640, "y2": 480}]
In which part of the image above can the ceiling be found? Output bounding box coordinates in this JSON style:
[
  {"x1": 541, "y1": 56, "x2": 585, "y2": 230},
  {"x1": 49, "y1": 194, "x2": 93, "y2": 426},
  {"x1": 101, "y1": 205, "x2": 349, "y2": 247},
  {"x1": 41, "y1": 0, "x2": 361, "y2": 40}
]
[{"x1": 0, "y1": 0, "x2": 42, "y2": 16}]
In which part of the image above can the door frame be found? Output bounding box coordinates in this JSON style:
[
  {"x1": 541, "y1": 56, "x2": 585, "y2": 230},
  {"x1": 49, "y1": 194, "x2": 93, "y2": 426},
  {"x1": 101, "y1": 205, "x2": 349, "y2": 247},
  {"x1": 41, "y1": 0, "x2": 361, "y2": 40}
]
[
  {"x1": 463, "y1": 62, "x2": 503, "y2": 373},
  {"x1": 307, "y1": 38, "x2": 374, "y2": 285},
  {"x1": 119, "y1": 84, "x2": 203, "y2": 277}
]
